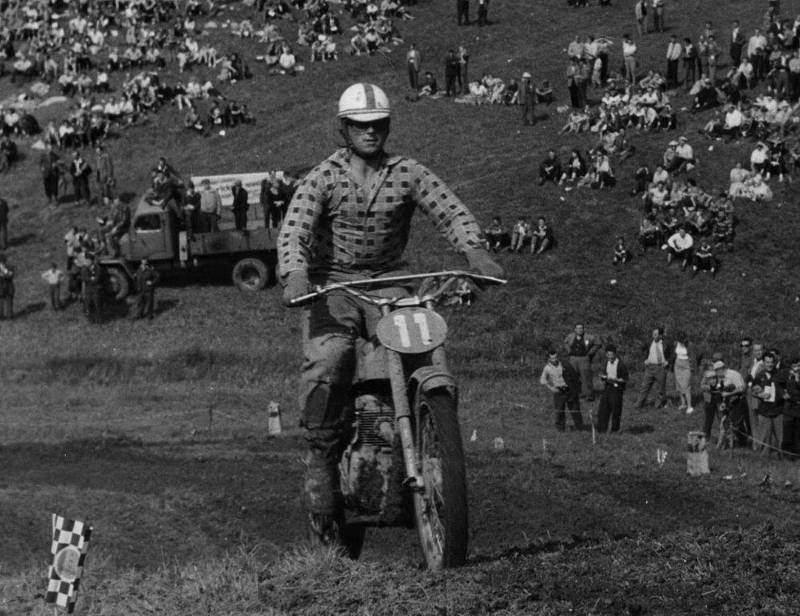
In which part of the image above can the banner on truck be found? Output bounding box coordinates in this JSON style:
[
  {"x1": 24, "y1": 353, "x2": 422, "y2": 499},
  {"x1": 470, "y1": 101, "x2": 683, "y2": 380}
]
[{"x1": 190, "y1": 171, "x2": 287, "y2": 208}]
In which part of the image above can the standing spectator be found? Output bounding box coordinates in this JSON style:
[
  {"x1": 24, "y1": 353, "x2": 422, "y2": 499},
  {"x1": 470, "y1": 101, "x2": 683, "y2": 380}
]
[
  {"x1": 39, "y1": 144, "x2": 61, "y2": 205},
  {"x1": 597, "y1": 344, "x2": 629, "y2": 433},
  {"x1": 742, "y1": 340, "x2": 764, "y2": 428},
  {"x1": 134, "y1": 258, "x2": 159, "y2": 320},
  {"x1": 198, "y1": 179, "x2": 222, "y2": 232},
  {"x1": 521, "y1": 72, "x2": 535, "y2": 125},
  {"x1": 752, "y1": 352, "x2": 782, "y2": 422},
  {"x1": 540, "y1": 350, "x2": 585, "y2": 431},
  {"x1": 622, "y1": 34, "x2": 638, "y2": 83},
  {"x1": 406, "y1": 43, "x2": 420, "y2": 91},
  {"x1": 0, "y1": 253, "x2": 14, "y2": 320},
  {"x1": 781, "y1": 358, "x2": 800, "y2": 460},
  {"x1": 652, "y1": 0, "x2": 665, "y2": 33},
  {"x1": 0, "y1": 196, "x2": 7, "y2": 250},
  {"x1": 69, "y1": 150, "x2": 92, "y2": 205},
  {"x1": 666, "y1": 35, "x2": 682, "y2": 89},
  {"x1": 94, "y1": 144, "x2": 115, "y2": 200},
  {"x1": 444, "y1": 49, "x2": 460, "y2": 97},
  {"x1": 261, "y1": 176, "x2": 285, "y2": 232},
  {"x1": 635, "y1": 327, "x2": 673, "y2": 410},
  {"x1": 41, "y1": 263, "x2": 64, "y2": 311},
  {"x1": 730, "y1": 20, "x2": 745, "y2": 68},
  {"x1": 564, "y1": 323, "x2": 599, "y2": 401},
  {"x1": 634, "y1": 0, "x2": 648, "y2": 37},
  {"x1": 458, "y1": 46, "x2": 469, "y2": 94},
  {"x1": 231, "y1": 180, "x2": 249, "y2": 232},
  {"x1": 567, "y1": 58, "x2": 582, "y2": 108},
  {"x1": 477, "y1": 0, "x2": 489, "y2": 27},
  {"x1": 183, "y1": 182, "x2": 200, "y2": 236},
  {"x1": 705, "y1": 35, "x2": 721, "y2": 84},
  {"x1": 683, "y1": 37, "x2": 698, "y2": 89},
  {"x1": 456, "y1": 0, "x2": 470, "y2": 26},
  {"x1": 672, "y1": 331, "x2": 694, "y2": 414},
  {"x1": 748, "y1": 28, "x2": 768, "y2": 81},
  {"x1": 81, "y1": 253, "x2": 104, "y2": 323}
]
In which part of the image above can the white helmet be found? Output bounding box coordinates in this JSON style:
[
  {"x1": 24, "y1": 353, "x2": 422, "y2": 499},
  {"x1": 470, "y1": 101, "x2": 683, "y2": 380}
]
[{"x1": 337, "y1": 83, "x2": 391, "y2": 122}]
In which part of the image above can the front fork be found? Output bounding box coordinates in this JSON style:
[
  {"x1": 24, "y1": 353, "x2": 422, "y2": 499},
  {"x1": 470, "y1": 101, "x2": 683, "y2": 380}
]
[{"x1": 382, "y1": 302, "x2": 449, "y2": 492}]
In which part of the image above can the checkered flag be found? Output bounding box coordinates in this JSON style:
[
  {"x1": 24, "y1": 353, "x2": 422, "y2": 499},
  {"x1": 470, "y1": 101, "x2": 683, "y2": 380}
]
[{"x1": 44, "y1": 514, "x2": 92, "y2": 614}]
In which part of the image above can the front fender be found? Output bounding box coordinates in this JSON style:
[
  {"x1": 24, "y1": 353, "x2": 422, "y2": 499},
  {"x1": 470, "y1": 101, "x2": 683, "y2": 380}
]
[{"x1": 408, "y1": 365, "x2": 458, "y2": 410}]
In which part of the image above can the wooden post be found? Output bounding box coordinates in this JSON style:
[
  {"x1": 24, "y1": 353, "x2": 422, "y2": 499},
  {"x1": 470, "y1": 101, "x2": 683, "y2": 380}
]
[{"x1": 687, "y1": 431, "x2": 710, "y2": 476}]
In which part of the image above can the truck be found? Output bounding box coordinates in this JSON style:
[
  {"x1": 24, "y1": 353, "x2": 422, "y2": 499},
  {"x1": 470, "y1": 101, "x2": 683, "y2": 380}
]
[{"x1": 99, "y1": 196, "x2": 277, "y2": 300}]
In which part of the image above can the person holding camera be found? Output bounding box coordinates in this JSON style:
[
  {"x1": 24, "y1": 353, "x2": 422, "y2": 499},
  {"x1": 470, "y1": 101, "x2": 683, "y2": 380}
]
[
  {"x1": 540, "y1": 349, "x2": 584, "y2": 431},
  {"x1": 701, "y1": 359, "x2": 747, "y2": 446}
]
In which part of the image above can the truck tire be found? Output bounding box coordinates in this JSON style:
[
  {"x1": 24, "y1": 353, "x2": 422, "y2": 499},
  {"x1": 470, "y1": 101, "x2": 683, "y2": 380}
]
[
  {"x1": 232, "y1": 257, "x2": 268, "y2": 292},
  {"x1": 106, "y1": 267, "x2": 130, "y2": 300}
]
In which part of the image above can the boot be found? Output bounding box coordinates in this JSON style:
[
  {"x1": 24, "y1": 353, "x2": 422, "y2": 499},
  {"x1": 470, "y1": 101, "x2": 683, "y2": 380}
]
[{"x1": 302, "y1": 445, "x2": 344, "y2": 548}]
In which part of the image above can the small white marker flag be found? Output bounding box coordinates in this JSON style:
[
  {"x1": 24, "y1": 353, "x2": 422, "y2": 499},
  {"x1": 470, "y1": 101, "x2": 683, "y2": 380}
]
[{"x1": 45, "y1": 514, "x2": 92, "y2": 614}]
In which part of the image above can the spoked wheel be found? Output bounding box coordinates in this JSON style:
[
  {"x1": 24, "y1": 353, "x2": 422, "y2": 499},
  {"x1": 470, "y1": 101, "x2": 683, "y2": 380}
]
[{"x1": 412, "y1": 392, "x2": 468, "y2": 570}]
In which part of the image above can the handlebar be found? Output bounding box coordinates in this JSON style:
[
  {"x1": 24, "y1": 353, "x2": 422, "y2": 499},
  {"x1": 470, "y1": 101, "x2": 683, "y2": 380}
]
[{"x1": 288, "y1": 270, "x2": 507, "y2": 308}]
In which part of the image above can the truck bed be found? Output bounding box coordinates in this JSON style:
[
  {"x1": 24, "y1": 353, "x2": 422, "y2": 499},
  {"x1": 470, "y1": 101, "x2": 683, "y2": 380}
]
[{"x1": 189, "y1": 228, "x2": 276, "y2": 255}]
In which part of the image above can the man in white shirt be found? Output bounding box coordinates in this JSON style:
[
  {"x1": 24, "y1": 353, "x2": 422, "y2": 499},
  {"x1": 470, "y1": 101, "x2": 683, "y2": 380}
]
[
  {"x1": 723, "y1": 105, "x2": 744, "y2": 139},
  {"x1": 540, "y1": 350, "x2": 585, "y2": 431},
  {"x1": 701, "y1": 359, "x2": 747, "y2": 445},
  {"x1": 665, "y1": 35, "x2": 682, "y2": 88},
  {"x1": 622, "y1": 35, "x2": 637, "y2": 83},
  {"x1": 674, "y1": 136, "x2": 695, "y2": 172},
  {"x1": 635, "y1": 328, "x2": 673, "y2": 410},
  {"x1": 747, "y1": 28, "x2": 767, "y2": 80},
  {"x1": 666, "y1": 227, "x2": 694, "y2": 269},
  {"x1": 750, "y1": 142, "x2": 769, "y2": 174},
  {"x1": 597, "y1": 344, "x2": 629, "y2": 432}
]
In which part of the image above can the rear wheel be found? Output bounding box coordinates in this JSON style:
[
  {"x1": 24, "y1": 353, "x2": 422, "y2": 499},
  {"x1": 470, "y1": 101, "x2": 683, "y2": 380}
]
[
  {"x1": 105, "y1": 267, "x2": 130, "y2": 300},
  {"x1": 232, "y1": 257, "x2": 268, "y2": 292},
  {"x1": 412, "y1": 392, "x2": 468, "y2": 570}
]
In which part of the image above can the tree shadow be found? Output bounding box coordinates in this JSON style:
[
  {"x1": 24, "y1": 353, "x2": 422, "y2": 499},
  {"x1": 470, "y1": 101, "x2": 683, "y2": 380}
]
[
  {"x1": 155, "y1": 298, "x2": 179, "y2": 316},
  {"x1": 627, "y1": 425, "x2": 655, "y2": 434},
  {"x1": 13, "y1": 301, "x2": 46, "y2": 318},
  {"x1": 7, "y1": 232, "x2": 37, "y2": 248}
]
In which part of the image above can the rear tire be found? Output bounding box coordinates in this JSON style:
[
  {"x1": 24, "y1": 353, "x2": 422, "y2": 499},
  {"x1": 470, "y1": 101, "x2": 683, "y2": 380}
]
[
  {"x1": 232, "y1": 257, "x2": 268, "y2": 292},
  {"x1": 105, "y1": 267, "x2": 129, "y2": 300},
  {"x1": 412, "y1": 391, "x2": 468, "y2": 570}
]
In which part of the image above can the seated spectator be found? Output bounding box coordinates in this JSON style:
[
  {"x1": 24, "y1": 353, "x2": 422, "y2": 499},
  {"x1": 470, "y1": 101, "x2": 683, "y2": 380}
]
[
  {"x1": 0, "y1": 135, "x2": 18, "y2": 171},
  {"x1": 742, "y1": 173, "x2": 773, "y2": 201},
  {"x1": 632, "y1": 163, "x2": 653, "y2": 196},
  {"x1": 484, "y1": 216, "x2": 509, "y2": 252},
  {"x1": 750, "y1": 142, "x2": 769, "y2": 174},
  {"x1": 503, "y1": 78, "x2": 519, "y2": 105},
  {"x1": 765, "y1": 143, "x2": 787, "y2": 182},
  {"x1": 728, "y1": 162, "x2": 751, "y2": 197},
  {"x1": 666, "y1": 226, "x2": 694, "y2": 270},
  {"x1": 509, "y1": 217, "x2": 531, "y2": 253},
  {"x1": 613, "y1": 236, "x2": 632, "y2": 265},
  {"x1": 639, "y1": 212, "x2": 662, "y2": 252},
  {"x1": 722, "y1": 104, "x2": 745, "y2": 140},
  {"x1": 278, "y1": 43, "x2": 298, "y2": 75},
  {"x1": 561, "y1": 149, "x2": 587, "y2": 184},
  {"x1": 538, "y1": 149, "x2": 562, "y2": 185},
  {"x1": 692, "y1": 239, "x2": 718, "y2": 277},
  {"x1": 536, "y1": 80, "x2": 554, "y2": 105},
  {"x1": 712, "y1": 212, "x2": 734, "y2": 252},
  {"x1": 588, "y1": 151, "x2": 615, "y2": 188},
  {"x1": 674, "y1": 136, "x2": 697, "y2": 173},
  {"x1": 530, "y1": 216, "x2": 554, "y2": 255}
]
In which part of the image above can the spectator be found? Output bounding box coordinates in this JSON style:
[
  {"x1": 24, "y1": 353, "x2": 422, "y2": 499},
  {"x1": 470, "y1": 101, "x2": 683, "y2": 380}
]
[
  {"x1": 134, "y1": 258, "x2": 159, "y2": 320},
  {"x1": 597, "y1": 344, "x2": 629, "y2": 433},
  {"x1": 457, "y1": 0, "x2": 470, "y2": 26},
  {"x1": 701, "y1": 358, "x2": 748, "y2": 445},
  {"x1": 672, "y1": 331, "x2": 694, "y2": 414},
  {"x1": 458, "y1": 45, "x2": 469, "y2": 94},
  {"x1": 477, "y1": 0, "x2": 489, "y2": 27},
  {"x1": 0, "y1": 252, "x2": 14, "y2": 320},
  {"x1": 41, "y1": 263, "x2": 65, "y2": 311},
  {"x1": 666, "y1": 227, "x2": 693, "y2": 270},
  {"x1": 635, "y1": 327, "x2": 673, "y2": 410},
  {"x1": 634, "y1": 0, "x2": 648, "y2": 37},
  {"x1": 540, "y1": 350, "x2": 585, "y2": 432},
  {"x1": 198, "y1": 179, "x2": 222, "y2": 232},
  {"x1": 444, "y1": 49, "x2": 460, "y2": 96},
  {"x1": 521, "y1": 72, "x2": 535, "y2": 125},
  {"x1": 406, "y1": 43, "x2": 420, "y2": 91},
  {"x1": 231, "y1": 179, "x2": 249, "y2": 232},
  {"x1": 0, "y1": 196, "x2": 7, "y2": 250},
  {"x1": 564, "y1": 323, "x2": 599, "y2": 401},
  {"x1": 665, "y1": 35, "x2": 682, "y2": 88},
  {"x1": 691, "y1": 239, "x2": 719, "y2": 277},
  {"x1": 39, "y1": 144, "x2": 62, "y2": 205},
  {"x1": 69, "y1": 150, "x2": 92, "y2": 205},
  {"x1": 95, "y1": 144, "x2": 115, "y2": 200},
  {"x1": 81, "y1": 253, "x2": 104, "y2": 323},
  {"x1": 613, "y1": 236, "x2": 632, "y2": 264},
  {"x1": 484, "y1": 216, "x2": 508, "y2": 252},
  {"x1": 538, "y1": 149, "x2": 562, "y2": 185},
  {"x1": 509, "y1": 217, "x2": 530, "y2": 253},
  {"x1": 622, "y1": 34, "x2": 637, "y2": 83},
  {"x1": 530, "y1": 216, "x2": 554, "y2": 255},
  {"x1": 781, "y1": 357, "x2": 800, "y2": 460}
]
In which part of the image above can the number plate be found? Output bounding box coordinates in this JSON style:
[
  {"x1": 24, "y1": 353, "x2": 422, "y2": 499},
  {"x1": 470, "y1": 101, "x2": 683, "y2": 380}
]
[{"x1": 376, "y1": 308, "x2": 447, "y2": 354}]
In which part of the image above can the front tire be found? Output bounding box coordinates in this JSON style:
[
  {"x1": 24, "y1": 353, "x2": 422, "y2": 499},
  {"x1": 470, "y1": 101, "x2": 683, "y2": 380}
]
[
  {"x1": 412, "y1": 391, "x2": 468, "y2": 570},
  {"x1": 105, "y1": 267, "x2": 130, "y2": 300}
]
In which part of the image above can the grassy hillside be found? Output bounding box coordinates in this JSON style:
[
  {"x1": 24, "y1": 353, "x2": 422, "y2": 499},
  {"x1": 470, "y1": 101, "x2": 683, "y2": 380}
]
[{"x1": 2, "y1": 1, "x2": 800, "y2": 614}]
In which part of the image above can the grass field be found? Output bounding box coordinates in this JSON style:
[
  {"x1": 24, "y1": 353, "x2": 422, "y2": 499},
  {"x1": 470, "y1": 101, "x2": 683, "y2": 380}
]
[{"x1": 2, "y1": 0, "x2": 800, "y2": 614}]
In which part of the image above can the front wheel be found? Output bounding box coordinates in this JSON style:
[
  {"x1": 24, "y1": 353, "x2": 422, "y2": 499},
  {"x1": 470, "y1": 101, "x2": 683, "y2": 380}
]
[{"x1": 412, "y1": 391, "x2": 468, "y2": 570}]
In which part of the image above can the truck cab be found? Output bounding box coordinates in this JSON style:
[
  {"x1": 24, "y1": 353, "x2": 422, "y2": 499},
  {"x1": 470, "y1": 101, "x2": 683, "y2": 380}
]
[{"x1": 119, "y1": 199, "x2": 177, "y2": 263}]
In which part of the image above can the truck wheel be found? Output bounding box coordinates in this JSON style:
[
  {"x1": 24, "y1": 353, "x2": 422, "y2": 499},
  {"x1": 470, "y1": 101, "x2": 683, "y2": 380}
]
[
  {"x1": 232, "y1": 258, "x2": 268, "y2": 292},
  {"x1": 106, "y1": 267, "x2": 130, "y2": 300}
]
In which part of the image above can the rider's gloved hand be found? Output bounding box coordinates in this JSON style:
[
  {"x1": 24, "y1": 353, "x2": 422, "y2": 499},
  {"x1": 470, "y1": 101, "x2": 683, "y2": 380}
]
[
  {"x1": 465, "y1": 248, "x2": 506, "y2": 280},
  {"x1": 282, "y1": 270, "x2": 310, "y2": 306}
]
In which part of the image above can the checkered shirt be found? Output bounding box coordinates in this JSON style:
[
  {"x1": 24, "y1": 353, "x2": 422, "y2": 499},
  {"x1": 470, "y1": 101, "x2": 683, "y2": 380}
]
[
  {"x1": 278, "y1": 148, "x2": 485, "y2": 277},
  {"x1": 45, "y1": 514, "x2": 92, "y2": 614}
]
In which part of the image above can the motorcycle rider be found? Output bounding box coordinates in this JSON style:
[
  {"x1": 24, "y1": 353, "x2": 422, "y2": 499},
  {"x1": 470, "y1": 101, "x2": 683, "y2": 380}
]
[{"x1": 278, "y1": 82, "x2": 505, "y2": 546}]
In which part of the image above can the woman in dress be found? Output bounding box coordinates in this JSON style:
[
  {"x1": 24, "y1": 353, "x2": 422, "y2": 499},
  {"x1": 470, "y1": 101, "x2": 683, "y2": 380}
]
[{"x1": 673, "y1": 331, "x2": 693, "y2": 414}]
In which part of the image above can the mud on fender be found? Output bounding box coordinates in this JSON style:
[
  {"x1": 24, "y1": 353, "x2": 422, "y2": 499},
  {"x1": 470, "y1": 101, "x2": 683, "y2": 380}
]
[{"x1": 408, "y1": 365, "x2": 458, "y2": 408}]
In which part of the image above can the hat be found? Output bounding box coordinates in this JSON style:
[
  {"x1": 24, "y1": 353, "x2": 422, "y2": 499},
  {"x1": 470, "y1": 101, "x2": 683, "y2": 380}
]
[
  {"x1": 606, "y1": 344, "x2": 617, "y2": 353},
  {"x1": 522, "y1": 72, "x2": 532, "y2": 79},
  {"x1": 678, "y1": 136, "x2": 687, "y2": 142},
  {"x1": 712, "y1": 360, "x2": 725, "y2": 370},
  {"x1": 668, "y1": 140, "x2": 678, "y2": 146},
  {"x1": 201, "y1": 178, "x2": 211, "y2": 185}
]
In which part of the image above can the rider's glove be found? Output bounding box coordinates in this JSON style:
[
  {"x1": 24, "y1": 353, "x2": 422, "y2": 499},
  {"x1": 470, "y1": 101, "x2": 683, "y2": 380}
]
[
  {"x1": 465, "y1": 248, "x2": 506, "y2": 280},
  {"x1": 282, "y1": 270, "x2": 310, "y2": 306}
]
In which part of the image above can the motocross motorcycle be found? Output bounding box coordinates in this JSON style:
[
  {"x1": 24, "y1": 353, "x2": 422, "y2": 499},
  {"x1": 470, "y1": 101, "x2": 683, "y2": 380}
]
[{"x1": 291, "y1": 271, "x2": 505, "y2": 570}]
